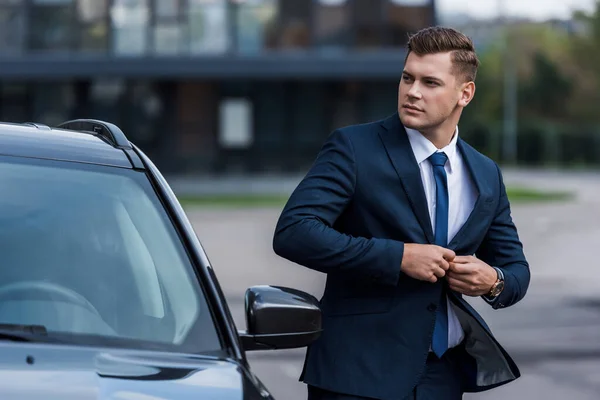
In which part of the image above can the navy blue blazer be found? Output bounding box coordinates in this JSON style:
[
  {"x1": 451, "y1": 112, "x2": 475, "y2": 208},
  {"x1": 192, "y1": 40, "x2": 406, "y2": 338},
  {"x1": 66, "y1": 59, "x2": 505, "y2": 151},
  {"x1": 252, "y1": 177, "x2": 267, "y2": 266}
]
[{"x1": 273, "y1": 113, "x2": 531, "y2": 400}]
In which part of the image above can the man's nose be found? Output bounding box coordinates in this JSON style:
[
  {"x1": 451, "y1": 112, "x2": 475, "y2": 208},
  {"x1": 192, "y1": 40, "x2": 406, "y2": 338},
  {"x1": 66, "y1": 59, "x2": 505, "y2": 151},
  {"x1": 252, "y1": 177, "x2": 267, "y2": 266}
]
[{"x1": 407, "y1": 84, "x2": 422, "y2": 99}]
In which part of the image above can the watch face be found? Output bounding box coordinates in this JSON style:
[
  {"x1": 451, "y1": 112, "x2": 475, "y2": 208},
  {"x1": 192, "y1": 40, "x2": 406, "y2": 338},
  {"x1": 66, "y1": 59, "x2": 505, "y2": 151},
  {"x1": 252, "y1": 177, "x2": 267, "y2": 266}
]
[{"x1": 493, "y1": 281, "x2": 505, "y2": 296}]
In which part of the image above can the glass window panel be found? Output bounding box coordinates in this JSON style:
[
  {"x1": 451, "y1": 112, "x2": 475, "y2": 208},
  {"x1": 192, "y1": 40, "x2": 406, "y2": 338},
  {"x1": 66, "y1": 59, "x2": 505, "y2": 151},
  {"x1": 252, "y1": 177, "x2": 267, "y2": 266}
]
[
  {"x1": 277, "y1": 0, "x2": 310, "y2": 49},
  {"x1": 155, "y1": 0, "x2": 179, "y2": 19},
  {"x1": 153, "y1": 24, "x2": 184, "y2": 55},
  {"x1": 0, "y1": 6, "x2": 24, "y2": 53},
  {"x1": 387, "y1": 0, "x2": 433, "y2": 47},
  {"x1": 91, "y1": 79, "x2": 125, "y2": 103},
  {"x1": 218, "y1": 98, "x2": 253, "y2": 149},
  {"x1": 32, "y1": 0, "x2": 71, "y2": 4},
  {"x1": 389, "y1": 0, "x2": 430, "y2": 5},
  {"x1": 29, "y1": 4, "x2": 75, "y2": 51},
  {"x1": 111, "y1": 0, "x2": 149, "y2": 55},
  {"x1": 314, "y1": 0, "x2": 350, "y2": 51},
  {"x1": 77, "y1": 0, "x2": 107, "y2": 23},
  {"x1": 124, "y1": 82, "x2": 164, "y2": 145},
  {"x1": 235, "y1": 0, "x2": 276, "y2": 54},
  {"x1": 32, "y1": 82, "x2": 75, "y2": 126},
  {"x1": 89, "y1": 79, "x2": 125, "y2": 122},
  {"x1": 363, "y1": 81, "x2": 398, "y2": 121},
  {"x1": 353, "y1": 0, "x2": 384, "y2": 49},
  {"x1": 327, "y1": 82, "x2": 367, "y2": 129},
  {"x1": 80, "y1": 21, "x2": 109, "y2": 52},
  {"x1": 175, "y1": 82, "x2": 217, "y2": 169},
  {"x1": 0, "y1": 83, "x2": 29, "y2": 123},
  {"x1": 188, "y1": 0, "x2": 228, "y2": 54}
]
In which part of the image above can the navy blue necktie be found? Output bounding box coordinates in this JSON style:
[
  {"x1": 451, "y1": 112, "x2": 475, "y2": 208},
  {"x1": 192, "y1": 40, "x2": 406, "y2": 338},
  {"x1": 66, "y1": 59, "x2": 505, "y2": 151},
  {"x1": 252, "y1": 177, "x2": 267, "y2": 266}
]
[{"x1": 429, "y1": 151, "x2": 449, "y2": 358}]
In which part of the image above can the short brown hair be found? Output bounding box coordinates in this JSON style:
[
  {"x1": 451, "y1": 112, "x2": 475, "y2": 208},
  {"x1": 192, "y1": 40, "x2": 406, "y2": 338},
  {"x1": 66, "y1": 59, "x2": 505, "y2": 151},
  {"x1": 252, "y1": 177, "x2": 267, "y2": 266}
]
[{"x1": 406, "y1": 26, "x2": 480, "y2": 82}]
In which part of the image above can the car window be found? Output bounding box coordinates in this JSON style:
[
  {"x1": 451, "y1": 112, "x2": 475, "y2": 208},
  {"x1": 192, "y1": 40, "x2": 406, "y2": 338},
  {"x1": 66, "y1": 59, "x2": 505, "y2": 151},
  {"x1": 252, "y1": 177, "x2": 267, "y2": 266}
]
[{"x1": 0, "y1": 156, "x2": 221, "y2": 353}]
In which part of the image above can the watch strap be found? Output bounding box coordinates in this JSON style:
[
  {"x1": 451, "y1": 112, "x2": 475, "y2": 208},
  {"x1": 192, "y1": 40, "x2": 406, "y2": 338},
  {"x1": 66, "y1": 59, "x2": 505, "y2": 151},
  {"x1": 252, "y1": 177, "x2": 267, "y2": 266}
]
[{"x1": 492, "y1": 267, "x2": 504, "y2": 282}]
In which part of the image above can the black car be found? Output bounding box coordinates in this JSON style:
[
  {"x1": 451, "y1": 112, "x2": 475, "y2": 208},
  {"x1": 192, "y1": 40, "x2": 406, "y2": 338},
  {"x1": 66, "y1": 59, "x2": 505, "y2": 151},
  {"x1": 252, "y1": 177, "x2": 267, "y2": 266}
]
[{"x1": 0, "y1": 119, "x2": 322, "y2": 399}]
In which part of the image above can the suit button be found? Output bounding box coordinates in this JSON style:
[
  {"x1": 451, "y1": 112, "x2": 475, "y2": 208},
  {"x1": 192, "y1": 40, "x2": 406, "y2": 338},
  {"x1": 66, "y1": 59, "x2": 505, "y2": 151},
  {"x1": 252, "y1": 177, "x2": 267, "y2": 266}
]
[{"x1": 427, "y1": 304, "x2": 437, "y2": 312}]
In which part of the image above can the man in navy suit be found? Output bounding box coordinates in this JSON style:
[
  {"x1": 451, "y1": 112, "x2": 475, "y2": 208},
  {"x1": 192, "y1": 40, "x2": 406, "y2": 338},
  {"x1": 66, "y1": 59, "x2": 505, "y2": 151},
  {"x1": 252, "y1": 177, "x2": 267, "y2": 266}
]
[{"x1": 273, "y1": 27, "x2": 530, "y2": 399}]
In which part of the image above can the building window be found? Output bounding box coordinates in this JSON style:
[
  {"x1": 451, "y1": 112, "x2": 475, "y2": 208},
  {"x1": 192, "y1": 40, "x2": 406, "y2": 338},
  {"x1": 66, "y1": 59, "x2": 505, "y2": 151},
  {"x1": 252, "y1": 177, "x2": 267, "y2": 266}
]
[
  {"x1": 152, "y1": 0, "x2": 185, "y2": 55},
  {"x1": 124, "y1": 82, "x2": 163, "y2": 145},
  {"x1": 30, "y1": 0, "x2": 76, "y2": 52},
  {"x1": 79, "y1": 22, "x2": 109, "y2": 52},
  {"x1": 111, "y1": 0, "x2": 150, "y2": 55},
  {"x1": 153, "y1": 24, "x2": 184, "y2": 54},
  {"x1": 234, "y1": 0, "x2": 312, "y2": 53},
  {"x1": 0, "y1": 5, "x2": 24, "y2": 54},
  {"x1": 0, "y1": 83, "x2": 30, "y2": 123},
  {"x1": 274, "y1": 0, "x2": 311, "y2": 50},
  {"x1": 32, "y1": 82, "x2": 75, "y2": 126},
  {"x1": 353, "y1": 0, "x2": 385, "y2": 49},
  {"x1": 219, "y1": 98, "x2": 253, "y2": 149},
  {"x1": 234, "y1": 0, "x2": 277, "y2": 54},
  {"x1": 156, "y1": 0, "x2": 179, "y2": 19},
  {"x1": 89, "y1": 78, "x2": 125, "y2": 122},
  {"x1": 313, "y1": 0, "x2": 350, "y2": 52},
  {"x1": 175, "y1": 82, "x2": 218, "y2": 172},
  {"x1": 188, "y1": 0, "x2": 228, "y2": 54},
  {"x1": 77, "y1": 0, "x2": 108, "y2": 52},
  {"x1": 386, "y1": 0, "x2": 433, "y2": 47}
]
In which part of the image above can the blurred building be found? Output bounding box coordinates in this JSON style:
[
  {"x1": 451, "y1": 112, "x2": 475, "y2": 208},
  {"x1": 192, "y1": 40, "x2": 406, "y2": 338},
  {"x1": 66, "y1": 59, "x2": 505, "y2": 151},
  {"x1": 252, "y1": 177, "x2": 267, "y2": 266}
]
[{"x1": 0, "y1": 0, "x2": 435, "y2": 175}]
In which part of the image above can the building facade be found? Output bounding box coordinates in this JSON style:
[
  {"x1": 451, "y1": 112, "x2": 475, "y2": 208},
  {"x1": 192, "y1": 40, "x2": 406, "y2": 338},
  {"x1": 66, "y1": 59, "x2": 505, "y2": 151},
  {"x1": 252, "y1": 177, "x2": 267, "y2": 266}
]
[{"x1": 0, "y1": 0, "x2": 435, "y2": 174}]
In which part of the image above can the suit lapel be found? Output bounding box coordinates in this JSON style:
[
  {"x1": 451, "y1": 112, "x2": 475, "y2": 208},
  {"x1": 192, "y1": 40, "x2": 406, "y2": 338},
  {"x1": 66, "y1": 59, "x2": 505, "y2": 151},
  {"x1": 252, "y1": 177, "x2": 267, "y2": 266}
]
[
  {"x1": 378, "y1": 114, "x2": 434, "y2": 244},
  {"x1": 378, "y1": 115, "x2": 496, "y2": 248},
  {"x1": 448, "y1": 138, "x2": 493, "y2": 248}
]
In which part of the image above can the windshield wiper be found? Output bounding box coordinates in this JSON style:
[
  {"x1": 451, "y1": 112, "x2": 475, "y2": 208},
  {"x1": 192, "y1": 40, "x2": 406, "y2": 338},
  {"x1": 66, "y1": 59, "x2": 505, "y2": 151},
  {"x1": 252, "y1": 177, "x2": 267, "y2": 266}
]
[{"x1": 0, "y1": 324, "x2": 48, "y2": 342}]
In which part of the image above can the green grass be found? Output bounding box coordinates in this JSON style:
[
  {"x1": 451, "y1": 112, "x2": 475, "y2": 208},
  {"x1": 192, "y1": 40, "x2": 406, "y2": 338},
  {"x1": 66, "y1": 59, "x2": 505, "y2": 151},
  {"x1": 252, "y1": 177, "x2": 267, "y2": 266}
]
[
  {"x1": 178, "y1": 194, "x2": 289, "y2": 208},
  {"x1": 178, "y1": 186, "x2": 573, "y2": 208},
  {"x1": 506, "y1": 187, "x2": 573, "y2": 203}
]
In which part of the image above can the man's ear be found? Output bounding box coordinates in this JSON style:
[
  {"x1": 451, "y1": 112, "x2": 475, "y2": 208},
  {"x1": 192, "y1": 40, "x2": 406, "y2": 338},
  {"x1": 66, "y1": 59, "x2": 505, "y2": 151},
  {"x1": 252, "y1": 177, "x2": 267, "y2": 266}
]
[{"x1": 458, "y1": 81, "x2": 475, "y2": 107}]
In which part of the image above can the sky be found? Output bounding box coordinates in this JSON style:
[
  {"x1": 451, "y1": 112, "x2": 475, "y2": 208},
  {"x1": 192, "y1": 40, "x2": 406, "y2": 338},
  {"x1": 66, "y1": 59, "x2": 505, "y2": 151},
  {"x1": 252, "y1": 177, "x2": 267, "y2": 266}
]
[{"x1": 436, "y1": 0, "x2": 597, "y2": 20}]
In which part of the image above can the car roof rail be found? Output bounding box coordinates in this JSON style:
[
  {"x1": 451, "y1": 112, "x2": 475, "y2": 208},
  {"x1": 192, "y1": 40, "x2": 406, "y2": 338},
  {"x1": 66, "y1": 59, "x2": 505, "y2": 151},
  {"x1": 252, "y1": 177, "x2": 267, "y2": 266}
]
[
  {"x1": 23, "y1": 122, "x2": 51, "y2": 130},
  {"x1": 56, "y1": 119, "x2": 132, "y2": 150}
]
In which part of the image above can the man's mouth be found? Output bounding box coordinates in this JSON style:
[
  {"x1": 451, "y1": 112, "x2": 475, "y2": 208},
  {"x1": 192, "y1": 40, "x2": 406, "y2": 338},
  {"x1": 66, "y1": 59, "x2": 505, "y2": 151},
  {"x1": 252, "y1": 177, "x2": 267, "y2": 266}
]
[{"x1": 403, "y1": 104, "x2": 423, "y2": 112}]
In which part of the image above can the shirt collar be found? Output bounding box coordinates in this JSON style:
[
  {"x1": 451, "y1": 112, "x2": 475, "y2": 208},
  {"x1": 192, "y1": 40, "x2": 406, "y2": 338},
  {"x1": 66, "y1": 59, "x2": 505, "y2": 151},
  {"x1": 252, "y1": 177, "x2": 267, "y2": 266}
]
[{"x1": 405, "y1": 126, "x2": 459, "y2": 171}]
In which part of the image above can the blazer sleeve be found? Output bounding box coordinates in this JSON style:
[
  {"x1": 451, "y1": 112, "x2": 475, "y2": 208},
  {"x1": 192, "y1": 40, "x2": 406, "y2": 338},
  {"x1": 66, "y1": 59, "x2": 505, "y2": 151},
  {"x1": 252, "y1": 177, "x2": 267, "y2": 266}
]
[
  {"x1": 273, "y1": 129, "x2": 404, "y2": 287},
  {"x1": 477, "y1": 163, "x2": 531, "y2": 309}
]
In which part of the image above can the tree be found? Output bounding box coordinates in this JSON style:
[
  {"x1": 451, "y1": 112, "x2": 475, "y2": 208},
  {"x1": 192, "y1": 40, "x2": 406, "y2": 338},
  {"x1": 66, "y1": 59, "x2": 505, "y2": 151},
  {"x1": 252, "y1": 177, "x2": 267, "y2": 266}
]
[
  {"x1": 566, "y1": 1, "x2": 600, "y2": 122},
  {"x1": 464, "y1": 21, "x2": 575, "y2": 124},
  {"x1": 519, "y1": 50, "x2": 573, "y2": 121}
]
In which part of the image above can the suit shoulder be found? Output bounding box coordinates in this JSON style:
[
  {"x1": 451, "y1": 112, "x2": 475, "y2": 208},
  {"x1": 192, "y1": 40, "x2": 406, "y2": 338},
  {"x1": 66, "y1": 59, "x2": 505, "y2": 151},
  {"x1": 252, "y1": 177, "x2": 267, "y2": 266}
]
[{"x1": 335, "y1": 119, "x2": 385, "y2": 142}]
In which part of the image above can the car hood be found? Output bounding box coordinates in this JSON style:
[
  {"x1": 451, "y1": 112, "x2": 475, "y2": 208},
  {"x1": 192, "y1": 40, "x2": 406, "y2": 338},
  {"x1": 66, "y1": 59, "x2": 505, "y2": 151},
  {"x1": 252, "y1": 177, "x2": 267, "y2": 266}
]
[{"x1": 0, "y1": 342, "x2": 269, "y2": 400}]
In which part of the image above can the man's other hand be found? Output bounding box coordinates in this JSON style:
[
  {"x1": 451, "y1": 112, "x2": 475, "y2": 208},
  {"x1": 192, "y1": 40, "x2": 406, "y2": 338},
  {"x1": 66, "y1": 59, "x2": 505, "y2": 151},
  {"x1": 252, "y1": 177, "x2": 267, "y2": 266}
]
[
  {"x1": 401, "y1": 244, "x2": 455, "y2": 283},
  {"x1": 447, "y1": 255, "x2": 497, "y2": 296}
]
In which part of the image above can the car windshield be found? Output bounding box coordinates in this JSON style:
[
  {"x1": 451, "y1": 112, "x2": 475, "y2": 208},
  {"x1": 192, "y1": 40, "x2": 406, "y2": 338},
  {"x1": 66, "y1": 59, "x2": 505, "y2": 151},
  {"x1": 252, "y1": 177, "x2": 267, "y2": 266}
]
[{"x1": 0, "y1": 156, "x2": 221, "y2": 353}]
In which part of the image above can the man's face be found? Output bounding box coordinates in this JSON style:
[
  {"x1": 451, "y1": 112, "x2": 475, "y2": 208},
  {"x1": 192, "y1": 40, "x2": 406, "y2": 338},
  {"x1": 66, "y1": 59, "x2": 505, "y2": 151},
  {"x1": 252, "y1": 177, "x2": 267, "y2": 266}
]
[{"x1": 398, "y1": 51, "x2": 472, "y2": 133}]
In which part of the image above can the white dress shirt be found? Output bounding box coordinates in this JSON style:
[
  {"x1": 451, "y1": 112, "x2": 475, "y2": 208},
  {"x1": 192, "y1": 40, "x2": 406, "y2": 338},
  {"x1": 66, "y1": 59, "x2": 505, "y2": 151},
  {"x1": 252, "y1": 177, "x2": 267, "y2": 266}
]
[{"x1": 405, "y1": 126, "x2": 478, "y2": 349}]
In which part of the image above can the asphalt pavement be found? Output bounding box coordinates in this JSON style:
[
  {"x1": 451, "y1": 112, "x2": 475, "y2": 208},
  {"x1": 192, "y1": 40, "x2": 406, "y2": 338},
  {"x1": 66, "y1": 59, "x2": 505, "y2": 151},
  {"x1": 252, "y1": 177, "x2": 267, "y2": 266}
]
[{"x1": 180, "y1": 169, "x2": 600, "y2": 400}]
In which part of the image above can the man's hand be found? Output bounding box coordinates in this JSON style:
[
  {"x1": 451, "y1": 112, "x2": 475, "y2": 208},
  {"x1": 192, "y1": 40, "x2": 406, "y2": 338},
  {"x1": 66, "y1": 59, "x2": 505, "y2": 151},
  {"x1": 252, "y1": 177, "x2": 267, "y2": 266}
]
[
  {"x1": 401, "y1": 244, "x2": 456, "y2": 283},
  {"x1": 447, "y1": 255, "x2": 497, "y2": 296}
]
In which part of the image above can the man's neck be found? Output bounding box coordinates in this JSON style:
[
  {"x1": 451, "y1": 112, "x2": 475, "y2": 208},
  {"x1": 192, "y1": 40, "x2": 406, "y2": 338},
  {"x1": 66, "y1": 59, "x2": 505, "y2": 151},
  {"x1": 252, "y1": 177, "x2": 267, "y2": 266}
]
[{"x1": 419, "y1": 127, "x2": 457, "y2": 149}]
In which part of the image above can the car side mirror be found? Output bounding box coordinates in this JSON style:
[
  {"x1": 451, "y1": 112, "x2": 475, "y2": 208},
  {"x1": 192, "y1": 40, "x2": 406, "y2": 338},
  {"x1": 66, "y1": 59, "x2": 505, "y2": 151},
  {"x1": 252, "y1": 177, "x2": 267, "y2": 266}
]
[{"x1": 238, "y1": 285, "x2": 322, "y2": 351}]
